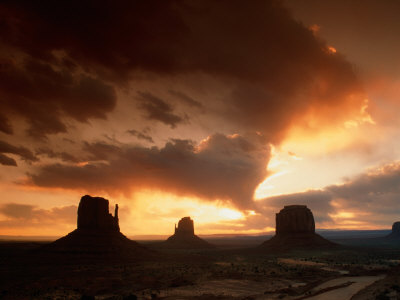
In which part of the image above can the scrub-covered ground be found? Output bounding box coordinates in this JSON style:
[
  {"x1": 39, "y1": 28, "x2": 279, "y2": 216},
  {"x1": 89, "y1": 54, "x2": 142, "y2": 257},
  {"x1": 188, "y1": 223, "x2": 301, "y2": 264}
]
[{"x1": 0, "y1": 239, "x2": 399, "y2": 299}]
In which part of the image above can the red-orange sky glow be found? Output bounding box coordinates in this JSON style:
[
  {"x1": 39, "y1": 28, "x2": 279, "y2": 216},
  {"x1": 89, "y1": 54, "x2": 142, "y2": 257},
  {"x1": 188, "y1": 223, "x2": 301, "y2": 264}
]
[{"x1": 0, "y1": 0, "x2": 399, "y2": 237}]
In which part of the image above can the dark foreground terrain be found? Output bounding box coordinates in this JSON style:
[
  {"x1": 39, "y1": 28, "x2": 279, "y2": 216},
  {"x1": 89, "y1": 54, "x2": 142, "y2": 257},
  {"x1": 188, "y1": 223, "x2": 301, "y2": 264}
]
[{"x1": 0, "y1": 235, "x2": 399, "y2": 300}]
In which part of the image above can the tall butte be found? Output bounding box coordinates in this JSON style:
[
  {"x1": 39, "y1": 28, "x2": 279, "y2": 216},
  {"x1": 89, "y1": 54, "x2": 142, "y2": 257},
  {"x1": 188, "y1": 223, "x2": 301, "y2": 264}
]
[
  {"x1": 42, "y1": 195, "x2": 146, "y2": 256},
  {"x1": 77, "y1": 195, "x2": 120, "y2": 232},
  {"x1": 260, "y1": 205, "x2": 336, "y2": 250},
  {"x1": 163, "y1": 217, "x2": 214, "y2": 249}
]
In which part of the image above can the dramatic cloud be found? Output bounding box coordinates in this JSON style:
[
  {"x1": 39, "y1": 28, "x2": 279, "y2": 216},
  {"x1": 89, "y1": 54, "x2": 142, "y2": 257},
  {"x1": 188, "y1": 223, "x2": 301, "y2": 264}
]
[
  {"x1": 0, "y1": 140, "x2": 37, "y2": 166},
  {"x1": 0, "y1": 0, "x2": 365, "y2": 140},
  {"x1": 0, "y1": 114, "x2": 13, "y2": 134},
  {"x1": 0, "y1": 153, "x2": 17, "y2": 166},
  {"x1": 28, "y1": 133, "x2": 270, "y2": 209},
  {"x1": 0, "y1": 57, "x2": 117, "y2": 137},
  {"x1": 285, "y1": 0, "x2": 400, "y2": 77},
  {"x1": 168, "y1": 90, "x2": 203, "y2": 109},
  {"x1": 260, "y1": 162, "x2": 400, "y2": 229},
  {"x1": 326, "y1": 163, "x2": 400, "y2": 224},
  {"x1": 35, "y1": 147, "x2": 79, "y2": 163},
  {"x1": 137, "y1": 91, "x2": 184, "y2": 128},
  {"x1": 0, "y1": 0, "x2": 388, "y2": 235},
  {"x1": 127, "y1": 129, "x2": 154, "y2": 143}
]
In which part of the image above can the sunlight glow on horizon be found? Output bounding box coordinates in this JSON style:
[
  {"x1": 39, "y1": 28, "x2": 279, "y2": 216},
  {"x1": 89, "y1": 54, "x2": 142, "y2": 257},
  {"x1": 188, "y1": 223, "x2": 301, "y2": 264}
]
[
  {"x1": 121, "y1": 190, "x2": 246, "y2": 235},
  {"x1": 254, "y1": 100, "x2": 377, "y2": 201}
]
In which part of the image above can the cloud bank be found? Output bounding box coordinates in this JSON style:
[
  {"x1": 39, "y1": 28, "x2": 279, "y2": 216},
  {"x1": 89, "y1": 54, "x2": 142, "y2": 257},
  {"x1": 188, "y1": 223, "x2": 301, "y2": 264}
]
[
  {"x1": 0, "y1": 0, "x2": 386, "y2": 234},
  {"x1": 0, "y1": 203, "x2": 76, "y2": 230},
  {"x1": 259, "y1": 162, "x2": 400, "y2": 229},
  {"x1": 0, "y1": 0, "x2": 365, "y2": 140},
  {"x1": 28, "y1": 133, "x2": 270, "y2": 209}
]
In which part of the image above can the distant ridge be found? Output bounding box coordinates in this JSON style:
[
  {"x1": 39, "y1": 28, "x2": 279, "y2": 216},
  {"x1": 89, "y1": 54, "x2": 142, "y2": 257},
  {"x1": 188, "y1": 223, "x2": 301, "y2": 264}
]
[
  {"x1": 0, "y1": 230, "x2": 392, "y2": 242},
  {"x1": 0, "y1": 235, "x2": 62, "y2": 241}
]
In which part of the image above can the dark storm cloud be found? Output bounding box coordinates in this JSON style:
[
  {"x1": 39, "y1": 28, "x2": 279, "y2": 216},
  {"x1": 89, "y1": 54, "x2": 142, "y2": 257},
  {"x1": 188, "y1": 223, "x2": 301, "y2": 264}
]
[
  {"x1": 127, "y1": 129, "x2": 154, "y2": 143},
  {"x1": 285, "y1": 0, "x2": 400, "y2": 77},
  {"x1": 0, "y1": 114, "x2": 13, "y2": 134},
  {"x1": 82, "y1": 141, "x2": 122, "y2": 161},
  {"x1": 0, "y1": 153, "x2": 16, "y2": 166},
  {"x1": 168, "y1": 90, "x2": 203, "y2": 109},
  {"x1": 0, "y1": 57, "x2": 117, "y2": 137},
  {"x1": 137, "y1": 91, "x2": 184, "y2": 128},
  {"x1": 0, "y1": 140, "x2": 37, "y2": 166},
  {"x1": 0, "y1": 0, "x2": 369, "y2": 225},
  {"x1": 0, "y1": 203, "x2": 76, "y2": 228},
  {"x1": 1, "y1": 0, "x2": 364, "y2": 140},
  {"x1": 28, "y1": 133, "x2": 270, "y2": 209},
  {"x1": 0, "y1": 0, "x2": 187, "y2": 79},
  {"x1": 35, "y1": 147, "x2": 79, "y2": 163}
]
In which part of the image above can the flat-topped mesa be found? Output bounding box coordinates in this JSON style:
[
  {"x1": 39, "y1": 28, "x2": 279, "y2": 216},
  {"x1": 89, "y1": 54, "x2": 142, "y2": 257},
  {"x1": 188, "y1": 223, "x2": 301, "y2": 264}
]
[
  {"x1": 276, "y1": 205, "x2": 315, "y2": 235},
  {"x1": 260, "y1": 204, "x2": 335, "y2": 250},
  {"x1": 77, "y1": 195, "x2": 119, "y2": 232},
  {"x1": 174, "y1": 216, "x2": 195, "y2": 236},
  {"x1": 387, "y1": 221, "x2": 400, "y2": 239}
]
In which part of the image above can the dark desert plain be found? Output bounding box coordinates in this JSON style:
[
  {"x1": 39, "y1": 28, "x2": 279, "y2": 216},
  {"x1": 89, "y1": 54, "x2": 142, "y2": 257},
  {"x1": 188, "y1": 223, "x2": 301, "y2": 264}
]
[{"x1": 1, "y1": 0, "x2": 400, "y2": 299}]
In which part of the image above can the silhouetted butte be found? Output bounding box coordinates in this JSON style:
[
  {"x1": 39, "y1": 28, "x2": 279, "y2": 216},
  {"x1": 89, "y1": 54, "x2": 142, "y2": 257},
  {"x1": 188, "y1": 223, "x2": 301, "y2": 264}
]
[
  {"x1": 42, "y1": 195, "x2": 146, "y2": 256},
  {"x1": 386, "y1": 221, "x2": 400, "y2": 239},
  {"x1": 163, "y1": 217, "x2": 214, "y2": 249},
  {"x1": 260, "y1": 205, "x2": 336, "y2": 250}
]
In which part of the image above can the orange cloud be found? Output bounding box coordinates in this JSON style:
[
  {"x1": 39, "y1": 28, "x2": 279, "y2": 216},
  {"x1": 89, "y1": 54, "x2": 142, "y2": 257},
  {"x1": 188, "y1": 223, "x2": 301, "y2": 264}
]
[{"x1": 27, "y1": 133, "x2": 270, "y2": 209}]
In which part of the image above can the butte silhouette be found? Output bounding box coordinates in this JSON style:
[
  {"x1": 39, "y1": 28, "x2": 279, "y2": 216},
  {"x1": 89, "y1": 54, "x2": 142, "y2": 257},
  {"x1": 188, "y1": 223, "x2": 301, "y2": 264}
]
[
  {"x1": 260, "y1": 205, "x2": 335, "y2": 250},
  {"x1": 386, "y1": 221, "x2": 400, "y2": 239},
  {"x1": 162, "y1": 217, "x2": 214, "y2": 249},
  {"x1": 42, "y1": 195, "x2": 146, "y2": 256}
]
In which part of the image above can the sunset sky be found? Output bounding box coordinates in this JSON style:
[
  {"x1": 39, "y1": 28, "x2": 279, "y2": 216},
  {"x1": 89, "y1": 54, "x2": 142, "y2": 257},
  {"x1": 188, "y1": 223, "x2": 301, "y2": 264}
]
[{"x1": 1, "y1": 0, "x2": 400, "y2": 237}]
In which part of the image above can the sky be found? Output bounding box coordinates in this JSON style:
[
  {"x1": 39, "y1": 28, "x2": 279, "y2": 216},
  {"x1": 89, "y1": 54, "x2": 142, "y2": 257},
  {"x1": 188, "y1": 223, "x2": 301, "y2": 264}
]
[{"x1": 0, "y1": 0, "x2": 399, "y2": 237}]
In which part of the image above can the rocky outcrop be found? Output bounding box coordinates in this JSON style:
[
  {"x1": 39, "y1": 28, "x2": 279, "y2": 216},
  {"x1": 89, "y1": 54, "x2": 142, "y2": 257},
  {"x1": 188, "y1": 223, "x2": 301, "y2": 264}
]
[
  {"x1": 260, "y1": 205, "x2": 335, "y2": 251},
  {"x1": 174, "y1": 217, "x2": 195, "y2": 236},
  {"x1": 163, "y1": 217, "x2": 214, "y2": 249},
  {"x1": 276, "y1": 205, "x2": 315, "y2": 234},
  {"x1": 387, "y1": 221, "x2": 400, "y2": 239},
  {"x1": 77, "y1": 195, "x2": 119, "y2": 231},
  {"x1": 42, "y1": 195, "x2": 147, "y2": 257}
]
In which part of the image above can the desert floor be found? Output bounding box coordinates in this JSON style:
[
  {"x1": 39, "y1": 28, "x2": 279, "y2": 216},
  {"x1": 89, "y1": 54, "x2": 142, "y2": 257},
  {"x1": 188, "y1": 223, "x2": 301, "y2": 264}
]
[{"x1": 0, "y1": 238, "x2": 399, "y2": 299}]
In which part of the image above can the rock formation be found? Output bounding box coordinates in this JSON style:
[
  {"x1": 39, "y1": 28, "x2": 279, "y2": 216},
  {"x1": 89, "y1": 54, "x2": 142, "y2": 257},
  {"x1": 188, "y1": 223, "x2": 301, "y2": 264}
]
[
  {"x1": 42, "y1": 195, "x2": 146, "y2": 257},
  {"x1": 163, "y1": 217, "x2": 214, "y2": 249},
  {"x1": 276, "y1": 205, "x2": 315, "y2": 235},
  {"x1": 260, "y1": 205, "x2": 335, "y2": 250},
  {"x1": 174, "y1": 217, "x2": 195, "y2": 236},
  {"x1": 386, "y1": 221, "x2": 400, "y2": 239},
  {"x1": 77, "y1": 195, "x2": 119, "y2": 231}
]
